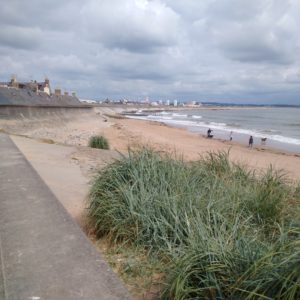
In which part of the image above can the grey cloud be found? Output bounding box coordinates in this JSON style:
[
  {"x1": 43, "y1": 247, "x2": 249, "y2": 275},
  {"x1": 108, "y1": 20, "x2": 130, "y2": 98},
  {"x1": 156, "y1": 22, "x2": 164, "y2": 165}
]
[
  {"x1": 0, "y1": 26, "x2": 42, "y2": 50},
  {"x1": 0, "y1": 0, "x2": 82, "y2": 30},
  {"x1": 107, "y1": 65, "x2": 172, "y2": 81},
  {"x1": 164, "y1": 0, "x2": 208, "y2": 22},
  {"x1": 222, "y1": 45, "x2": 290, "y2": 64},
  {"x1": 33, "y1": 54, "x2": 97, "y2": 77},
  {"x1": 0, "y1": 55, "x2": 27, "y2": 79},
  {"x1": 206, "y1": 0, "x2": 268, "y2": 22},
  {"x1": 195, "y1": 1, "x2": 298, "y2": 65},
  {"x1": 219, "y1": 31, "x2": 293, "y2": 64},
  {"x1": 99, "y1": 48, "x2": 179, "y2": 82},
  {"x1": 81, "y1": 0, "x2": 181, "y2": 53}
]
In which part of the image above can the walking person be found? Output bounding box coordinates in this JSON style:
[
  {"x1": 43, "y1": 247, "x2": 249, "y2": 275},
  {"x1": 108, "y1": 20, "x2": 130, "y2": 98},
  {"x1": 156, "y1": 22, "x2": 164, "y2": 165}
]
[
  {"x1": 207, "y1": 128, "x2": 213, "y2": 138},
  {"x1": 249, "y1": 135, "x2": 253, "y2": 148},
  {"x1": 229, "y1": 131, "x2": 233, "y2": 141}
]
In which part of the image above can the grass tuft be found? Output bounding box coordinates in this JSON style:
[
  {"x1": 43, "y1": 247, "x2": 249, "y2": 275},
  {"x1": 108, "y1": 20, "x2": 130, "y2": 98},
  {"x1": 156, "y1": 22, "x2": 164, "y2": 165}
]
[
  {"x1": 88, "y1": 135, "x2": 109, "y2": 150},
  {"x1": 87, "y1": 147, "x2": 300, "y2": 299}
]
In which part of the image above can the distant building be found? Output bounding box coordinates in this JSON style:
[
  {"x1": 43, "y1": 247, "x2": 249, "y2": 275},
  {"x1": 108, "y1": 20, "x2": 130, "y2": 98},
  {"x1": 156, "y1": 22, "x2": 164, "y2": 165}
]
[
  {"x1": 0, "y1": 82, "x2": 8, "y2": 87},
  {"x1": 38, "y1": 78, "x2": 50, "y2": 95},
  {"x1": 173, "y1": 100, "x2": 178, "y2": 107},
  {"x1": 0, "y1": 75, "x2": 77, "y2": 98},
  {"x1": 54, "y1": 88, "x2": 61, "y2": 96},
  {"x1": 4, "y1": 75, "x2": 52, "y2": 95},
  {"x1": 9, "y1": 75, "x2": 19, "y2": 89},
  {"x1": 185, "y1": 100, "x2": 202, "y2": 107},
  {"x1": 79, "y1": 99, "x2": 97, "y2": 104}
]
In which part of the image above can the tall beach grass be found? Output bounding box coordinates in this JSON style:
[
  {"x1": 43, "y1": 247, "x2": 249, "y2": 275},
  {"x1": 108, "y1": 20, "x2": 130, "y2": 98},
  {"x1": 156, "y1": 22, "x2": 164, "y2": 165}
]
[{"x1": 88, "y1": 147, "x2": 300, "y2": 299}]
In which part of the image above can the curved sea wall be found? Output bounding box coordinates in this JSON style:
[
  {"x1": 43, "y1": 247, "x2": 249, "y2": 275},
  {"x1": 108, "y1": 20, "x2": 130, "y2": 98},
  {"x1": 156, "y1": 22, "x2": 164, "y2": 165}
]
[
  {"x1": 0, "y1": 106, "x2": 98, "y2": 140},
  {"x1": 0, "y1": 86, "x2": 81, "y2": 106},
  {"x1": 0, "y1": 105, "x2": 93, "y2": 120}
]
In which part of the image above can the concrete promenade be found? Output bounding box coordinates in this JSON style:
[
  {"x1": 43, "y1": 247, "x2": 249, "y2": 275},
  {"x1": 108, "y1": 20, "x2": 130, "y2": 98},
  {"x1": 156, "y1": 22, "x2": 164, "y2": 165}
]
[{"x1": 0, "y1": 133, "x2": 131, "y2": 300}]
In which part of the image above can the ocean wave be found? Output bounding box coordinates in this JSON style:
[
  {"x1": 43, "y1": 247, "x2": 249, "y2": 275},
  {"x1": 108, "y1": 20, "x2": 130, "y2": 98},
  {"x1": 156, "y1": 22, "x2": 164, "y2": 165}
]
[
  {"x1": 163, "y1": 119, "x2": 198, "y2": 126},
  {"x1": 226, "y1": 123, "x2": 241, "y2": 128},
  {"x1": 172, "y1": 113, "x2": 188, "y2": 117},
  {"x1": 268, "y1": 135, "x2": 300, "y2": 145},
  {"x1": 158, "y1": 111, "x2": 170, "y2": 115},
  {"x1": 148, "y1": 115, "x2": 173, "y2": 120},
  {"x1": 222, "y1": 128, "x2": 300, "y2": 145},
  {"x1": 191, "y1": 115, "x2": 202, "y2": 119},
  {"x1": 209, "y1": 122, "x2": 227, "y2": 127},
  {"x1": 259, "y1": 129, "x2": 282, "y2": 134},
  {"x1": 287, "y1": 123, "x2": 300, "y2": 127}
]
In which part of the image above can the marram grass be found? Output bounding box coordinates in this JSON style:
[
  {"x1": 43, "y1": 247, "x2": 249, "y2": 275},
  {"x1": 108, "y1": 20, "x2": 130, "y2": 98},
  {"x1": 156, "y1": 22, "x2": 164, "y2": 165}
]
[
  {"x1": 88, "y1": 135, "x2": 109, "y2": 150},
  {"x1": 87, "y1": 147, "x2": 300, "y2": 299}
]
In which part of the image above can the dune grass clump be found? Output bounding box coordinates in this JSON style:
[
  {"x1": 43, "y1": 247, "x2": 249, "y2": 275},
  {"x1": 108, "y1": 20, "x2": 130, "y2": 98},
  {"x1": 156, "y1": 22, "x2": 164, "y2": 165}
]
[
  {"x1": 88, "y1": 147, "x2": 300, "y2": 299},
  {"x1": 88, "y1": 135, "x2": 109, "y2": 150}
]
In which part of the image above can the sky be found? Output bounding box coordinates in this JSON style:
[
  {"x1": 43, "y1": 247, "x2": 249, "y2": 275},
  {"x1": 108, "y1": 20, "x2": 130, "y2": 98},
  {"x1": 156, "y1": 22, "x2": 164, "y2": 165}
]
[{"x1": 0, "y1": 0, "x2": 300, "y2": 104}]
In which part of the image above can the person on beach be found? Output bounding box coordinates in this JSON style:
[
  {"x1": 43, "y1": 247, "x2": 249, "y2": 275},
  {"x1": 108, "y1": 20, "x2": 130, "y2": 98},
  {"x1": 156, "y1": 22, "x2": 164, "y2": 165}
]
[
  {"x1": 249, "y1": 135, "x2": 253, "y2": 148},
  {"x1": 229, "y1": 131, "x2": 233, "y2": 141},
  {"x1": 207, "y1": 128, "x2": 213, "y2": 138}
]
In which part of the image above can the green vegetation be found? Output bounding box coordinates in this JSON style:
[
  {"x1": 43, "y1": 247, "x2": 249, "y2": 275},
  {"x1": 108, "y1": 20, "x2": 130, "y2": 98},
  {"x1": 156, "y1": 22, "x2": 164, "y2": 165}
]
[
  {"x1": 88, "y1": 148, "x2": 300, "y2": 299},
  {"x1": 88, "y1": 135, "x2": 109, "y2": 150}
]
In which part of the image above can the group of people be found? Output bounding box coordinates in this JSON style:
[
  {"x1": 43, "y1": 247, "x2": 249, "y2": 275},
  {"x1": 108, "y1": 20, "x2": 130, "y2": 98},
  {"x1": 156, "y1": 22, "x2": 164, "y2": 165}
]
[{"x1": 206, "y1": 128, "x2": 260, "y2": 148}]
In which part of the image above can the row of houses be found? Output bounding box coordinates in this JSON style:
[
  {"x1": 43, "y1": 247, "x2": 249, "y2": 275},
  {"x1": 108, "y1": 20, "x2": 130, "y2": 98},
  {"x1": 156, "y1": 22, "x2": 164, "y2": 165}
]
[{"x1": 0, "y1": 75, "x2": 76, "y2": 97}]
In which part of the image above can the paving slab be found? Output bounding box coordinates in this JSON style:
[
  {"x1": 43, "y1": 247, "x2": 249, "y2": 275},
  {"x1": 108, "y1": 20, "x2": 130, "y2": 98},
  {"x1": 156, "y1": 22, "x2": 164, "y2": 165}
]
[{"x1": 0, "y1": 133, "x2": 132, "y2": 300}]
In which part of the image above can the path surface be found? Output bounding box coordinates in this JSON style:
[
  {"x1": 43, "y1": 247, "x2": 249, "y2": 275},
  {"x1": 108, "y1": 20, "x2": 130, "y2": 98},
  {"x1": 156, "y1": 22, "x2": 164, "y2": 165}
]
[{"x1": 0, "y1": 133, "x2": 131, "y2": 300}]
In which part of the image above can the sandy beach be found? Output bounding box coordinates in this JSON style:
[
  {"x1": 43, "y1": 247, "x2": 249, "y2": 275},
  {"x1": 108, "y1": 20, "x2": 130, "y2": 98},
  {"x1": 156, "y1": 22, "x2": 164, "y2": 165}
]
[{"x1": 1, "y1": 105, "x2": 300, "y2": 224}]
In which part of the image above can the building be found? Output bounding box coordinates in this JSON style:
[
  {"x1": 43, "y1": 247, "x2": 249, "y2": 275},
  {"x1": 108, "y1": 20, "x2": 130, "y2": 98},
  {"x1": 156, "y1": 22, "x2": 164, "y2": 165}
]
[
  {"x1": 39, "y1": 78, "x2": 50, "y2": 95},
  {"x1": 54, "y1": 88, "x2": 61, "y2": 96},
  {"x1": 79, "y1": 99, "x2": 97, "y2": 104},
  {"x1": 1, "y1": 75, "x2": 52, "y2": 95}
]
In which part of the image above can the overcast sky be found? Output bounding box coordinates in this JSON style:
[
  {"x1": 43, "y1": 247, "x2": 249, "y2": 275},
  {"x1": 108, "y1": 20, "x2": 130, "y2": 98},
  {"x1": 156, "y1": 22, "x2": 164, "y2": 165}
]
[{"x1": 0, "y1": 0, "x2": 300, "y2": 104}]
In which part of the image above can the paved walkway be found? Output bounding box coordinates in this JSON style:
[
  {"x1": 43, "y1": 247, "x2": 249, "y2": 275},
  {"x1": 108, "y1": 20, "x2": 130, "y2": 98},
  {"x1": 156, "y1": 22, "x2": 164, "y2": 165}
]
[{"x1": 0, "y1": 133, "x2": 131, "y2": 300}]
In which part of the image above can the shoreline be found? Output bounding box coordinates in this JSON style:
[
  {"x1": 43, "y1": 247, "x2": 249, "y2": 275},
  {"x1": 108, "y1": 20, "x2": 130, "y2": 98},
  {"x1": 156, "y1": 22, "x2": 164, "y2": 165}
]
[
  {"x1": 119, "y1": 116, "x2": 300, "y2": 157},
  {"x1": 101, "y1": 116, "x2": 300, "y2": 180},
  {"x1": 122, "y1": 107, "x2": 300, "y2": 155}
]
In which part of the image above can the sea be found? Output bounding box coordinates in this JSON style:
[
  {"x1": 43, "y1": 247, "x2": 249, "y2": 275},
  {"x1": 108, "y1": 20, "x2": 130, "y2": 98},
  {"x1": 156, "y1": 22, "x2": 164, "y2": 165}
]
[{"x1": 125, "y1": 107, "x2": 300, "y2": 154}]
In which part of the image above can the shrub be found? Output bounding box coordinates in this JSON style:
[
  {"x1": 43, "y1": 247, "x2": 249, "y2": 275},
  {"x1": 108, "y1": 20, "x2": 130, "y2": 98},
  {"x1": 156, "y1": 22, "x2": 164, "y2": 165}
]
[
  {"x1": 164, "y1": 228, "x2": 300, "y2": 300},
  {"x1": 87, "y1": 148, "x2": 300, "y2": 299},
  {"x1": 88, "y1": 135, "x2": 109, "y2": 150}
]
